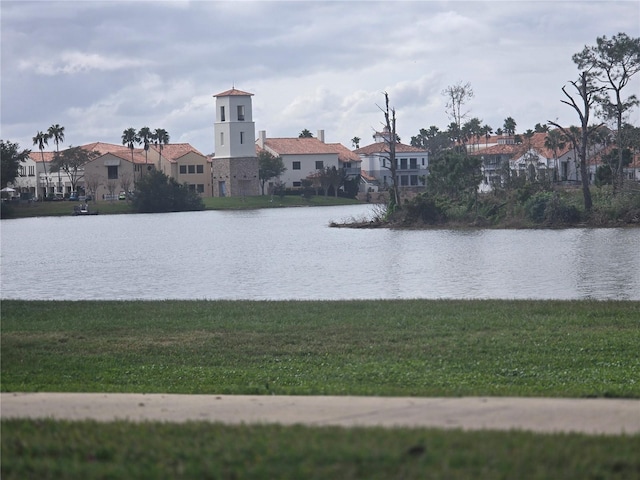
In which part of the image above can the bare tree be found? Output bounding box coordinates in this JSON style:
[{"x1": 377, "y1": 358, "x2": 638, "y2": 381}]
[
  {"x1": 377, "y1": 91, "x2": 400, "y2": 209},
  {"x1": 119, "y1": 172, "x2": 132, "y2": 199},
  {"x1": 84, "y1": 174, "x2": 100, "y2": 203},
  {"x1": 549, "y1": 71, "x2": 605, "y2": 211},
  {"x1": 442, "y1": 81, "x2": 474, "y2": 148},
  {"x1": 50, "y1": 146, "x2": 100, "y2": 194},
  {"x1": 105, "y1": 180, "x2": 118, "y2": 202},
  {"x1": 573, "y1": 33, "x2": 640, "y2": 190}
]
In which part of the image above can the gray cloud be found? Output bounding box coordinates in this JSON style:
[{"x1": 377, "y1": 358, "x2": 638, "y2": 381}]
[{"x1": 2, "y1": 0, "x2": 638, "y2": 154}]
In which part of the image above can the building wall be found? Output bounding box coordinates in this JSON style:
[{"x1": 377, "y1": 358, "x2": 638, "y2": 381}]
[
  {"x1": 359, "y1": 152, "x2": 428, "y2": 188},
  {"x1": 11, "y1": 157, "x2": 39, "y2": 199},
  {"x1": 172, "y1": 152, "x2": 212, "y2": 197},
  {"x1": 211, "y1": 156, "x2": 259, "y2": 197},
  {"x1": 83, "y1": 153, "x2": 136, "y2": 201},
  {"x1": 276, "y1": 152, "x2": 338, "y2": 187},
  {"x1": 214, "y1": 95, "x2": 256, "y2": 159}
]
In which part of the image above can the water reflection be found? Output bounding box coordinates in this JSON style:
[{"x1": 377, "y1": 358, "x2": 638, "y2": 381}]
[{"x1": 1, "y1": 205, "x2": 638, "y2": 301}]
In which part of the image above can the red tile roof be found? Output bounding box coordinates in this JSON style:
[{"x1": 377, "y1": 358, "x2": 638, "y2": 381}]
[
  {"x1": 214, "y1": 88, "x2": 253, "y2": 97},
  {"x1": 149, "y1": 143, "x2": 205, "y2": 162},
  {"x1": 325, "y1": 143, "x2": 362, "y2": 164},
  {"x1": 29, "y1": 142, "x2": 203, "y2": 165},
  {"x1": 469, "y1": 131, "x2": 574, "y2": 160},
  {"x1": 256, "y1": 137, "x2": 361, "y2": 165},
  {"x1": 263, "y1": 137, "x2": 340, "y2": 156}
]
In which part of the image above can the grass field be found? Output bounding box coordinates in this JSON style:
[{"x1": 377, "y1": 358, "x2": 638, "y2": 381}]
[
  {"x1": 2, "y1": 300, "x2": 639, "y2": 397},
  {"x1": 2, "y1": 299, "x2": 639, "y2": 479},
  {"x1": 1, "y1": 195, "x2": 361, "y2": 218},
  {"x1": 2, "y1": 419, "x2": 639, "y2": 480}
]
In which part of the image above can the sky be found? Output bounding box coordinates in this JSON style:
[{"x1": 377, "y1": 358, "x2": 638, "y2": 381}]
[{"x1": 2, "y1": 0, "x2": 639, "y2": 156}]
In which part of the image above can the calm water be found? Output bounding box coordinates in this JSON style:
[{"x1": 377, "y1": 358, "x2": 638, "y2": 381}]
[{"x1": 1, "y1": 205, "x2": 639, "y2": 301}]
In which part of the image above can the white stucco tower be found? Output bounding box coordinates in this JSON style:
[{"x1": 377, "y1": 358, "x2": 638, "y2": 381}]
[{"x1": 212, "y1": 88, "x2": 260, "y2": 197}]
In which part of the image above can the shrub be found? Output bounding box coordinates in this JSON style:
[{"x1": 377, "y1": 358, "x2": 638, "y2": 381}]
[
  {"x1": 402, "y1": 193, "x2": 448, "y2": 225},
  {"x1": 525, "y1": 192, "x2": 581, "y2": 225},
  {"x1": 132, "y1": 170, "x2": 204, "y2": 213},
  {"x1": 524, "y1": 192, "x2": 552, "y2": 223}
]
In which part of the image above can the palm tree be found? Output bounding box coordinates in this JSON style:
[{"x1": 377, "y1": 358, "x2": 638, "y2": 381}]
[
  {"x1": 121, "y1": 127, "x2": 139, "y2": 162},
  {"x1": 32, "y1": 131, "x2": 50, "y2": 198},
  {"x1": 503, "y1": 117, "x2": 517, "y2": 136},
  {"x1": 47, "y1": 124, "x2": 65, "y2": 151},
  {"x1": 152, "y1": 128, "x2": 170, "y2": 172},
  {"x1": 47, "y1": 124, "x2": 65, "y2": 193},
  {"x1": 137, "y1": 126, "x2": 152, "y2": 164},
  {"x1": 481, "y1": 124, "x2": 493, "y2": 147},
  {"x1": 545, "y1": 129, "x2": 567, "y2": 182}
]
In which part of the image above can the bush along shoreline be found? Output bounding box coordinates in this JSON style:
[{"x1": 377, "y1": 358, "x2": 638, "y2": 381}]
[{"x1": 333, "y1": 184, "x2": 640, "y2": 229}]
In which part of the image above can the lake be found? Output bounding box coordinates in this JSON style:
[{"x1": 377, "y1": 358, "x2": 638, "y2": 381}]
[{"x1": 1, "y1": 204, "x2": 638, "y2": 301}]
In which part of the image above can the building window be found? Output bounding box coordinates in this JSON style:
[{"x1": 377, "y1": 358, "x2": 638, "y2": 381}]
[
  {"x1": 400, "y1": 158, "x2": 408, "y2": 170},
  {"x1": 237, "y1": 105, "x2": 245, "y2": 121},
  {"x1": 400, "y1": 175, "x2": 408, "y2": 186},
  {"x1": 292, "y1": 161, "x2": 301, "y2": 170},
  {"x1": 410, "y1": 158, "x2": 417, "y2": 169},
  {"x1": 197, "y1": 184, "x2": 204, "y2": 193},
  {"x1": 220, "y1": 106, "x2": 225, "y2": 122},
  {"x1": 107, "y1": 166, "x2": 118, "y2": 179},
  {"x1": 29, "y1": 166, "x2": 35, "y2": 176},
  {"x1": 220, "y1": 132, "x2": 224, "y2": 146},
  {"x1": 18, "y1": 165, "x2": 24, "y2": 176},
  {"x1": 196, "y1": 165, "x2": 204, "y2": 174},
  {"x1": 188, "y1": 165, "x2": 195, "y2": 174},
  {"x1": 315, "y1": 160, "x2": 324, "y2": 170},
  {"x1": 240, "y1": 131, "x2": 244, "y2": 144},
  {"x1": 188, "y1": 184, "x2": 196, "y2": 191},
  {"x1": 410, "y1": 175, "x2": 418, "y2": 186},
  {"x1": 180, "y1": 165, "x2": 187, "y2": 174},
  {"x1": 293, "y1": 181, "x2": 302, "y2": 187}
]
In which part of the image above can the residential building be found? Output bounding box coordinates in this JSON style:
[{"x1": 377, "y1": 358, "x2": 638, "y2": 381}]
[
  {"x1": 211, "y1": 88, "x2": 260, "y2": 197},
  {"x1": 354, "y1": 128, "x2": 429, "y2": 190},
  {"x1": 146, "y1": 144, "x2": 212, "y2": 196},
  {"x1": 469, "y1": 130, "x2": 611, "y2": 189},
  {"x1": 256, "y1": 129, "x2": 361, "y2": 192},
  {"x1": 11, "y1": 154, "x2": 39, "y2": 199}
]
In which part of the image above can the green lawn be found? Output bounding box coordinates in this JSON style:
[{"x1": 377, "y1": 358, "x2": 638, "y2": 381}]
[
  {"x1": 2, "y1": 195, "x2": 361, "y2": 218},
  {"x1": 3, "y1": 419, "x2": 638, "y2": 480},
  {"x1": 2, "y1": 299, "x2": 638, "y2": 398},
  {"x1": 3, "y1": 299, "x2": 639, "y2": 479}
]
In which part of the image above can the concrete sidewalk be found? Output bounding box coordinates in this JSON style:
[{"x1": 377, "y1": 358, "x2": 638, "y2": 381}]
[{"x1": 2, "y1": 393, "x2": 639, "y2": 435}]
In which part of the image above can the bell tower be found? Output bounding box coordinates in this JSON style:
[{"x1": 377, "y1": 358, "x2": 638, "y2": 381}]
[{"x1": 212, "y1": 88, "x2": 260, "y2": 197}]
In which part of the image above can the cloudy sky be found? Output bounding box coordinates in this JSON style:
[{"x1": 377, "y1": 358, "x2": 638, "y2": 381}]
[{"x1": 2, "y1": 1, "x2": 639, "y2": 155}]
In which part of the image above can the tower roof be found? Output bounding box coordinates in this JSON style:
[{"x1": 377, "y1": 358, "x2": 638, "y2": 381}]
[{"x1": 213, "y1": 88, "x2": 253, "y2": 97}]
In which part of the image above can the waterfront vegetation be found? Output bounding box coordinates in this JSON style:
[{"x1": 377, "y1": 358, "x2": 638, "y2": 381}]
[
  {"x1": 4, "y1": 183, "x2": 638, "y2": 230},
  {"x1": 0, "y1": 194, "x2": 360, "y2": 219},
  {"x1": 3, "y1": 299, "x2": 639, "y2": 397},
  {"x1": 376, "y1": 183, "x2": 640, "y2": 229},
  {"x1": 2, "y1": 299, "x2": 639, "y2": 479}
]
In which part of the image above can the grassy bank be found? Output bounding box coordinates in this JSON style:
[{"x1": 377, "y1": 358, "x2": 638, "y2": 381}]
[
  {"x1": 3, "y1": 299, "x2": 639, "y2": 479},
  {"x1": 3, "y1": 419, "x2": 638, "y2": 480},
  {"x1": 0, "y1": 195, "x2": 360, "y2": 219},
  {"x1": 2, "y1": 299, "x2": 638, "y2": 398}
]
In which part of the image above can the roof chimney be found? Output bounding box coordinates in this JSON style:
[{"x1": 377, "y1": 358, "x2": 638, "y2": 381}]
[
  {"x1": 317, "y1": 129, "x2": 325, "y2": 143},
  {"x1": 257, "y1": 130, "x2": 266, "y2": 148}
]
